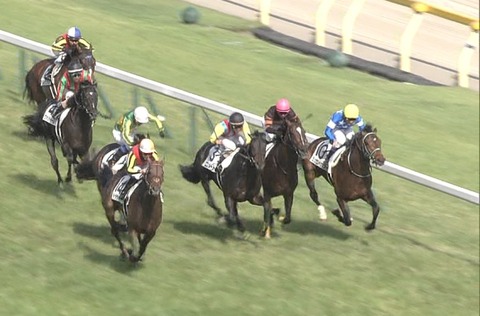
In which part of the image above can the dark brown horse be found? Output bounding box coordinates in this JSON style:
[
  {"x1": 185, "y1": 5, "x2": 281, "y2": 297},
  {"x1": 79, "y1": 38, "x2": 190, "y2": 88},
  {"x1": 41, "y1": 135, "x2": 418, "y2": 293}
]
[
  {"x1": 302, "y1": 124, "x2": 386, "y2": 230},
  {"x1": 23, "y1": 82, "x2": 98, "y2": 184},
  {"x1": 98, "y1": 159, "x2": 165, "y2": 263},
  {"x1": 261, "y1": 119, "x2": 309, "y2": 238},
  {"x1": 179, "y1": 131, "x2": 267, "y2": 236},
  {"x1": 24, "y1": 47, "x2": 95, "y2": 106}
]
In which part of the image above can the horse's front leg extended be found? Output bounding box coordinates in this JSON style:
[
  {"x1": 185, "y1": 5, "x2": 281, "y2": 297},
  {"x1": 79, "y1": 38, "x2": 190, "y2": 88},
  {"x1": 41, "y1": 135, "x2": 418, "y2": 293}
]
[
  {"x1": 62, "y1": 145, "x2": 75, "y2": 183},
  {"x1": 334, "y1": 198, "x2": 352, "y2": 227},
  {"x1": 363, "y1": 189, "x2": 380, "y2": 231},
  {"x1": 45, "y1": 138, "x2": 62, "y2": 184}
]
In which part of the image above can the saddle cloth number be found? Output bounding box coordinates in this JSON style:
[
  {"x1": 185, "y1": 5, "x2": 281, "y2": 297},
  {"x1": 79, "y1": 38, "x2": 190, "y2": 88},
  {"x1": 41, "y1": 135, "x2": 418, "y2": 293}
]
[
  {"x1": 42, "y1": 103, "x2": 58, "y2": 125},
  {"x1": 202, "y1": 147, "x2": 221, "y2": 172},
  {"x1": 309, "y1": 140, "x2": 330, "y2": 168}
]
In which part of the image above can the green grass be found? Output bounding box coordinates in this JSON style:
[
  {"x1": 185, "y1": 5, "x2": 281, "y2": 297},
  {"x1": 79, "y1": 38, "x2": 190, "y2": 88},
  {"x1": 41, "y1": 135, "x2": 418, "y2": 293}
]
[{"x1": 0, "y1": 0, "x2": 478, "y2": 315}]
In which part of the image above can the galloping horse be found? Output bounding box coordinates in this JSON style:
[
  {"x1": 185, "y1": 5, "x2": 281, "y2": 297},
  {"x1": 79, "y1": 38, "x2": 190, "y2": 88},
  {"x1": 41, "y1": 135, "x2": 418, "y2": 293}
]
[
  {"x1": 24, "y1": 47, "x2": 95, "y2": 106},
  {"x1": 179, "y1": 131, "x2": 267, "y2": 235},
  {"x1": 302, "y1": 124, "x2": 386, "y2": 230},
  {"x1": 99, "y1": 159, "x2": 165, "y2": 263},
  {"x1": 23, "y1": 82, "x2": 98, "y2": 184},
  {"x1": 261, "y1": 119, "x2": 308, "y2": 238}
]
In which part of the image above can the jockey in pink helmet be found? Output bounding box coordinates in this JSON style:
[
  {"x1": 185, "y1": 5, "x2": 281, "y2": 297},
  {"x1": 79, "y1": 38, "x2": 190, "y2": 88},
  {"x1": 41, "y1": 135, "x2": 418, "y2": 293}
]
[{"x1": 263, "y1": 98, "x2": 299, "y2": 141}]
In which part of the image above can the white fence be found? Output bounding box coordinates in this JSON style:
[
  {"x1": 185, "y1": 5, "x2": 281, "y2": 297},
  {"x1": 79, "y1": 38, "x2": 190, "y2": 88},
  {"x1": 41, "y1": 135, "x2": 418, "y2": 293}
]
[{"x1": 1, "y1": 29, "x2": 478, "y2": 204}]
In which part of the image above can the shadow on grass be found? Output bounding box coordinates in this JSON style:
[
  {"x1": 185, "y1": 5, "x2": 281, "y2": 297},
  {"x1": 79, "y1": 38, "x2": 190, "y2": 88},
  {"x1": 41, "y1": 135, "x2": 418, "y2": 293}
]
[
  {"x1": 9, "y1": 173, "x2": 77, "y2": 198},
  {"x1": 72, "y1": 222, "x2": 112, "y2": 245},
  {"x1": 172, "y1": 217, "x2": 352, "y2": 241},
  {"x1": 172, "y1": 221, "x2": 233, "y2": 243},
  {"x1": 78, "y1": 242, "x2": 145, "y2": 274}
]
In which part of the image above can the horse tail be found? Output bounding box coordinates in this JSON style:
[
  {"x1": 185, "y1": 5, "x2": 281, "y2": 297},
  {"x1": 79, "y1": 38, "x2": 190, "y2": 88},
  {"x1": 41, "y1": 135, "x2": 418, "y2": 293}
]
[
  {"x1": 75, "y1": 158, "x2": 97, "y2": 181},
  {"x1": 23, "y1": 112, "x2": 47, "y2": 137},
  {"x1": 179, "y1": 164, "x2": 201, "y2": 184},
  {"x1": 23, "y1": 69, "x2": 35, "y2": 104}
]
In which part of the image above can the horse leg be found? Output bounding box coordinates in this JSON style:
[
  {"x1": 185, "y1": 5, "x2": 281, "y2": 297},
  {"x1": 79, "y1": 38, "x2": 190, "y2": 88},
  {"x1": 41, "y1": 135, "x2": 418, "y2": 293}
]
[
  {"x1": 280, "y1": 193, "x2": 294, "y2": 225},
  {"x1": 135, "y1": 231, "x2": 156, "y2": 263},
  {"x1": 303, "y1": 167, "x2": 327, "y2": 221},
  {"x1": 261, "y1": 197, "x2": 273, "y2": 239},
  {"x1": 45, "y1": 138, "x2": 63, "y2": 184},
  {"x1": 363, "y1": 189, "x2": 380, "y2": 231},
  {"x1": 201, "y1": 180, "x2": 224, "y2": 218},
  {"x1": 103, "y1": 200, "x2": 129, "y2": 259},
  {"x1": 63, "y1": 145, "x2": 75, "y2": 183},
  {"x1": 248, "y1": 193, "x2": 264, "y2": 206},
  {"x1": 225, "y1": 197, "x2": 246, "y2": 235},
  {"x1": 333, "y1": 198, "x2": 352, "y2": 227}
]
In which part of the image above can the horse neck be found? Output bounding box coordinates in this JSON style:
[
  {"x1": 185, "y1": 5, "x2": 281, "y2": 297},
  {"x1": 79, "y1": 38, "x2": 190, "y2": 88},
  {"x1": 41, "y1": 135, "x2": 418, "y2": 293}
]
[
  {"x1": 347, "y1": 136, "x2": 370, "y2": 171},
  {"x1": 269, "y1": 143, "x2": 297, "y2": 167}
]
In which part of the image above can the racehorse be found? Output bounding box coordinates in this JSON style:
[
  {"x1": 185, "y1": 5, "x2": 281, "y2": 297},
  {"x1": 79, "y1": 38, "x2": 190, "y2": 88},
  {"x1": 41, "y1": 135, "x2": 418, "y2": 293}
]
[
  {"x1": 23, "y1": 82, "x2": 98, "y2": 184},
  {"x1": 261, "y1": 119, "x2": 309, "y2": 238},
  {"x1": 302, "y1": 124, "x2": 386, "y2": 230},
  {"x1": 24, "y1": 47, "x2": 96, "y2": 106},
  {"x1": 98, "y1": 159, "x2": 165, "y2": 263},
  {"x1": 179, "y1": 131, "x2": 267, "y2": 236}
]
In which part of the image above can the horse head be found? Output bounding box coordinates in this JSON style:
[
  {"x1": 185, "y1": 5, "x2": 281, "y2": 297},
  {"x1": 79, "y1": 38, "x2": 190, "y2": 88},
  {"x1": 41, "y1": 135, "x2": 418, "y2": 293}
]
[
  {"x1": 354, "y1": 124, "x2": 385, "y2": 166},
  {"x1": 144, "y1": 160, "x2": 165, "y2": 196},
  {"x1": 247, "y1": 131, "x2": 267, "y2": 171},
  {"x1": 69, "y1": 82, "x2": 98, "y2": 121},
  {"x1": 284, "y1": 119, "x2": 309, "y2": 159}
]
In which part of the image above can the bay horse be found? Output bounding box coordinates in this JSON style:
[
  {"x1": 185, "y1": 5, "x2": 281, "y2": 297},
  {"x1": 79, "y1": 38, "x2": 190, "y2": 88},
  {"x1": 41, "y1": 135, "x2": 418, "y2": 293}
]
[
  {"x1": 23, "y1": 82, "x2": 98, "y2": 184},
  {"x1": 261, "y1": 119, "x2": 309, "y2": 238},
  {"x1": 302, "y1": 124, "x2": 386, "y2": 230},
  {"x1": 24, "y1": 47, "x2": 95, "y2": 106},
  {"x1": 179, "y1": 131, "x2": 267, "y2": 236},
  {"x1": 98, "y1": 159, "x2": 165, "y2": 263}
]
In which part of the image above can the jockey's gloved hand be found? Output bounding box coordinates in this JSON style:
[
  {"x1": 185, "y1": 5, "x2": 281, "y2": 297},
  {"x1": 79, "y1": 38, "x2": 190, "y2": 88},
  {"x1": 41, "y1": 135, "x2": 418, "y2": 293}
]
[{"x1": 158, "y1": 128, "x2": 165, "y2": 138}]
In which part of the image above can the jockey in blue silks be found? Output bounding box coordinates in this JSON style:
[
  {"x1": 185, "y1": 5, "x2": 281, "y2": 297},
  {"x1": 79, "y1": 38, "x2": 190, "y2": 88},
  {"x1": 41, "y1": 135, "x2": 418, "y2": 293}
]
[{"x1": 324, "y1": 103, "x2": 366, "y2": 159}]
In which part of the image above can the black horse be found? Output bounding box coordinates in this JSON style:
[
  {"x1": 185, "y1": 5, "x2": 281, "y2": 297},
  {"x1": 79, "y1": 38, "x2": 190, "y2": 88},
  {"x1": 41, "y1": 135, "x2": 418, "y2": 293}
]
[
  {"x1": 99, "y1": 159, "x2": 165, "y2": 263},
  {"x1": 261, "y1": 119, "x2": 309, "y2": 238},
  {"x1": 23, "y1": 82, "x2": 98, "y2": 184},
  {"x1": 179, "y1": 131, "x2": 267, "y2": 236},
  {"x1": 302, "y1": 124, "x2": 386, "y2": 230},
  {"x1": 24, "y1": 47, "x2": 95, "y2": 106}
]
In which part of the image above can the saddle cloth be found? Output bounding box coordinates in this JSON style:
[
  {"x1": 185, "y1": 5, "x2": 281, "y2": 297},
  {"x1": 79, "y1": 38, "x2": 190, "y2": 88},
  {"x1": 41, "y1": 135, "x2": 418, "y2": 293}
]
[
  {"x1": 202, "y1": 147, "x2": 239, "y2": 172},
  {"x1": 310, "y1": 140, "x2": 346, "y2": 171}
]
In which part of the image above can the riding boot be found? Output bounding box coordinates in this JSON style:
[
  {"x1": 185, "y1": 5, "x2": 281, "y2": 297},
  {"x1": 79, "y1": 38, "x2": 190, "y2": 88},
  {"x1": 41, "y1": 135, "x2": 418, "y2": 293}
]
[
  {"x1": 52, "y1": 103, "x2": 64, "y2": 118},
  {"x1": 110, "y1": 149, "x2": 124, "y2": 167}
]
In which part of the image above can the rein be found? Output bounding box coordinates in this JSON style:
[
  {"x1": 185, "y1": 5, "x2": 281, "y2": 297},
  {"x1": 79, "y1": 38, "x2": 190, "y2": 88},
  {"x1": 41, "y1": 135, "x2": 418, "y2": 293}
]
[{"x1": 347, "y1": 132, "x2": 380, "y2": 178}]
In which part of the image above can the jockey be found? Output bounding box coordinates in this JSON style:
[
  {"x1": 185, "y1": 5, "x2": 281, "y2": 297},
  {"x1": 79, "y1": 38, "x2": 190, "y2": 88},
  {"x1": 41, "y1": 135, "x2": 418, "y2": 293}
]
[
  {"x1": 51, "y1": 27, "x2": 93, "y2": 72},
  {"x1": 324, "y1": 103, "x2": 365, "y2": 159},
  {"x1": 51, "y1": 61, "x2": 93, "y2": 117},
  {"x1": 263, "y1": 98, "x2": 299, "y2": 142},
  {"x1": 119, "y1": 138, "x2": 160, "y2": 199},
  {"x1": 110, "y1": 106, "x2": 166, "y2": 166},
  {"x1": 210, "y1": 112, "x2": 252, "y2": 152}
]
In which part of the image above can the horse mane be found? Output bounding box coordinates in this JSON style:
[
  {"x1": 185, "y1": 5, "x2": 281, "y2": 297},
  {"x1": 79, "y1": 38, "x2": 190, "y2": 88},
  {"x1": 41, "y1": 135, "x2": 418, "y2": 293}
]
[{"x1": 363, "y1": 123, "x2": 375, "y2": 133}]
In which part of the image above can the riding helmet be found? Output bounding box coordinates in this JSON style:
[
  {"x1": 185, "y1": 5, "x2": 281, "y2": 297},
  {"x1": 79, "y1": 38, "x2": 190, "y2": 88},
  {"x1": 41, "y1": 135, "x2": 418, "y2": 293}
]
[
  {"x1": 275, "y1": 98, "x2": 291, "y2": 113},
  {"x1": 344, "y1": 103, "x2": 359, "y2": 119},
  {"x1": 67, "y1": 61, "x2": 83, "y2": 74},
  {"x1": 139, "y1": 138, "x2": 155, "y2": 154},
  {"x1": 229, "y1": 112, "x2": 244, "y2": 126},
  {"x1": 134, "y1": 106, "x2": 149, "y2": 124},
  {"x1": 67, "y1": 27, "x2": 82, "y2": 40}
]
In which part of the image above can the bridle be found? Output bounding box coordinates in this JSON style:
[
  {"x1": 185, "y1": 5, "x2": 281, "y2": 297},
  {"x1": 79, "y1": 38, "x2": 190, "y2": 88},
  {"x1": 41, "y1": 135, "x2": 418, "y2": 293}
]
[
  {"x1": 70, "y1": 85, "x2": 98, "y2": 121},
  {"x1": 143, "y1": 162, "x2": 163, "y2": 196},
  {"x1": 347, "y1": 131, "x2": 381, "y2": 178}
]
